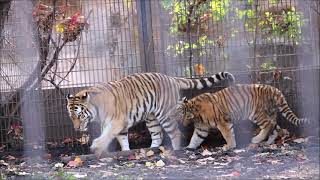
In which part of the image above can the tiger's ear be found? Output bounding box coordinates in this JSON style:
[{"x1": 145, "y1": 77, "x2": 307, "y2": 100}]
[
  {"x1": 66, "y1": 94, "x2": 74, "y2": 101},
  {"x1": 182, "y1": 97, "x2": 188, "y2": 104},
  {"x1": 176, "y1": 97, "x2": 187, "y2": 107},
  {"x1": 81, "y1": 92, "x2": 88, "y2": 100},
  {"x1": 78, "y1": 92, "x2": 91, "y2": 102}
]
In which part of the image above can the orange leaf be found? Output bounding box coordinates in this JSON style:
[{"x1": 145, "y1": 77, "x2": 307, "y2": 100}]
[
  {"x1": 67, "y1": 156, "x2": 83, "y2": 167},
  {"x1": 232, "y1": 171, "x2": 241, "y2": 176},
  {"x1": 194, "y1": 64, "x2": 206, "y2": 75}
]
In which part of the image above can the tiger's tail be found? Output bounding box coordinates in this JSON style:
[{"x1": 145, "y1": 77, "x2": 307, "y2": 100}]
[
  {"x1": 274, "y1": 88, "x2": 308, "y2": 126},
  {"x1": 175, "y1": 72, "x2": 235, "y2": 90}
]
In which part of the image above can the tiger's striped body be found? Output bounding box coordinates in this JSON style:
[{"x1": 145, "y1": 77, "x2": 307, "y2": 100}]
[
  {"x1": 179, "y1": 84, "x2": 307, "y2": 151},
  {"x1": 66, "y1": 72, "x2": 234, "y2": 156}
]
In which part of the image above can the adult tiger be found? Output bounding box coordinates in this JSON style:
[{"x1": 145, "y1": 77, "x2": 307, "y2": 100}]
[
  {"x1": 66, "y1": 72, "x2": 235, "y2": 156},
  {"x1": 178, "y1": 84, "x2": 308, "y2": 151}
]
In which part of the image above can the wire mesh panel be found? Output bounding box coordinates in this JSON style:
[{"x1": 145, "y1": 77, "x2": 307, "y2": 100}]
[
  {"x1": 150, "y1": 0, "x2": 319, "y2": 75},
  {"x1": 0, "y1": 0, "x2": 319, "y2": 154},
  {"x1": 0, "y1": 0, "x2": 143, "y2": 153}
]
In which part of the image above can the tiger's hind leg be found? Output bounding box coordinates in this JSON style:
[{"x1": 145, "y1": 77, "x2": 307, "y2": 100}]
[
  {"x1": 265, "y1": 125, "x2": 280, "y2": 145},
  {"x1": 251, "y1": 114, "x2": 275, "y2": 144},
  {"x1": 264, "y1": 113, "x2": 279, "y2": 145},
  {"x1": 116, "y1": 130, "x2": 130, "y2": 151},
  {"x1": 145, "y1": 114, "x2": 163, "y2": 148},
  {"x1": 158, "y1": 116, "x2": 182, "y2": 150},
  {"x1": 216, "y1": 121, "x2": 236, "y2": 151},
  {"x1": 186, "y1": 125, "x2": 209, "y2": 149}
]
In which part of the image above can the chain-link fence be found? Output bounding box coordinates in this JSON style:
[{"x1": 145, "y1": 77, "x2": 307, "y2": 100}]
[{"x1": 0, "y1": 0, "x2": 319, "y2": 154}]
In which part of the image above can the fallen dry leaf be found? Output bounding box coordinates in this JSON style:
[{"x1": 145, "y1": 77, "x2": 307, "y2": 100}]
[
  {"x1": 297, "y1": 153, "x2": 308, "y2": 161},
  {"x1": 67, "y1": 161, "x2": 79, "y2": 168},
  {"x1": 136, "y1": 153, "x2": 144, "y2": 160},
  {"x1": 177, "y1": 159, "x2": 186, "y2": 164},
  {"x1": 140, "y1": 148, "x2": 146, "y2": 155},
  {"x1": 267, "y1": 159, "x2": 283, "y2": 165},
  {"x1": 220, "y1": 170, "x2": 241, "y2": 177},
  {"x1": 0, "y1": 160, "x2": 9, "y2": 167},
  {"x1": 156, "y1": 160, "x2": 165, "y2": 167},
  {"x1": 214, "y1": 162, "x2": 230, "y2": 166},
  {"x1": 196, "y1": 160, "x2": 207, "y2": 165},
  {"x1": 213, "y1": 166, "x2": 224, "y2": 169},
  {"x1": 292, "y1": 138, "x2": 306, "y2": 144},
  {"x1": 101, "y1": 171, "x2": 114, "y2": 177},
  {"x1": 196, "y1": 157, "x2": 215, "y2": 165},
  {"x1": 254, "y1": 152, "x2": 270, "y2": 157},
  {"x1": 19, "y1": 162, "x2": 26, "y2": 167},
  {"x1": 269, "y1": 144, "x2": 278, "y2": 149},
  {"x1": 63, "y1": 137, "x2": 75, "y2": 144},
  {"x1": 232, "y1": 171, "x2": 241, "y2": 176},
  {"x1": 188, "y1": 154, "x2": 197, "y2": 159},
  {"x1": 54, "y1": 162, "x2": 64, "y2": 168},
  {"x1": 125, "y1": 162, "x2": 135, "y2": 168},
  {"x1": 201, "y1": 149, "x2": 213, "y2": 156},
  {"x1": 127, "y1": 154, "x2": 136, "y2": 161},
  {"x1": 75, "y1": 156, "x2": 83, "y2": 164},
  {"x1": 145, "y1": 161, "x2": 154, "y2": 167},
  {"x1": 17, "y1": 172, "x2": 31, "y2": 176},
  {"x1": 77, "y1": 134, "x2": 90, "y2": 145},
  {"x1": 99, "y1": 157, "x2": 113, "y2": 163},
  {"x1": 233, "y1": 149, "x2": 246, "y2": 153},
  {"x1": 69, "y1": 172, "x2": 87, "y2": 178},
  {"x1": 133, "y1": 149, "x2": 145, "y2": 160},
  {"x1": 146, "y1": 150, "x2": 155, "y2": 157},
  {"x1": 6, "y1": 155, "x2": 16, "y2": 161},
  {"x1": 159, "y1": 147, "x2": 175, "y2": 160},
  {"x1": 89, "y1": 164, "x2": 102, "y2": 168},
  {"x1": 7, "y1": 166, "x2": 18, "y2": 173},
  {"x1": 67, "y1": 156, "x2": 83, "y2": 168}
]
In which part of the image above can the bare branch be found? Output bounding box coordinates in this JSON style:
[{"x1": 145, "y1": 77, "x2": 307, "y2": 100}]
[
  {"x1": 57, "y1": 37, "x2": 81, "y2": 86},
  {"x1": 43, "y1": 77, "x2": 64, "y2": 95},
  {"x1": 2, "y1": 5, "x2": 90, "y2": 116},
  {"x1": 48, "y1": 68, "x2": 67, "y2": 81}
]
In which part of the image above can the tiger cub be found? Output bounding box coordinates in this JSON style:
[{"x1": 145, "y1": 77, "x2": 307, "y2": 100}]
[
  {"x1": 66, "y1": 72, "x2": 235, "y2": 156},
  {"x1": 178, "y1": 84, "x2": 307, "y2": 151}
]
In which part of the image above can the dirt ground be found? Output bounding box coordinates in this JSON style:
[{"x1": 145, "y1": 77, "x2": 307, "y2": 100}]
[{"x1": 0, "y1": 135, "x2": 319, "y2": 180}]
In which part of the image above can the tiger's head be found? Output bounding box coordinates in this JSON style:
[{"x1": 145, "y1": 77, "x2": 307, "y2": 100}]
[
  {"x1": 177, "y1": 97, "x2": 199, "y2": 127},
  {"x1": 66, "y1": 92, "x2": 93, "y2": 132}
]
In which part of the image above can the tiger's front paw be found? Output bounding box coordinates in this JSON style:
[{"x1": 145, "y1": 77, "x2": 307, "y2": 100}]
[
  {"x1": 185, "y1": 145, "x2": 197, "y2": 151},
  {"x1": 222, "y1": 144, "x2": 236, "y2": 151},
  {"x1": 251, "y1": 136, "x2": 264, "y2": 144},
  {"x1": 184, "y1": 146, "x2": 197, "y2": 151},
  {"x1": 90, "y1": 139, "x2": 104, "y2": 158}
]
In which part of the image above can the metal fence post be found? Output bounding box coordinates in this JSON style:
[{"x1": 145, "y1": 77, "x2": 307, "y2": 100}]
[{"x1": 136, "y1": 0, "x2": 155, "y2": 72}]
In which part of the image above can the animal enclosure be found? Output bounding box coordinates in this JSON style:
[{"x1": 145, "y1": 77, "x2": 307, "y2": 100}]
[{"x1": 0, "y1": 0, "x2": 319, "y2": 155}]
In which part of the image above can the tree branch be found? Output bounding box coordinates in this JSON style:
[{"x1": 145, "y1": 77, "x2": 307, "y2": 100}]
[{"x1": 57, "y1": 37, "x2": 81, "y2": 86}]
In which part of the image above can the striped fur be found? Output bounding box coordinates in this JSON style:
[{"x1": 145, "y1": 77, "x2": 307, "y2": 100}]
[
  {"x1": 66, "y1": 72, "x2": 235, "y2": 156},
  {"x1": 179, "y1": 84, "x2": 307, "y2": 151}
]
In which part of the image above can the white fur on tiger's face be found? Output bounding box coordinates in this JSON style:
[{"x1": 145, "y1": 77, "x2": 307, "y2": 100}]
[
  {"x1": 66, "y1": 72, "x2": 235, "y2": 157},
  {"x1": 180, "y1": 84, "x2": 308, "y2": 151}
]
